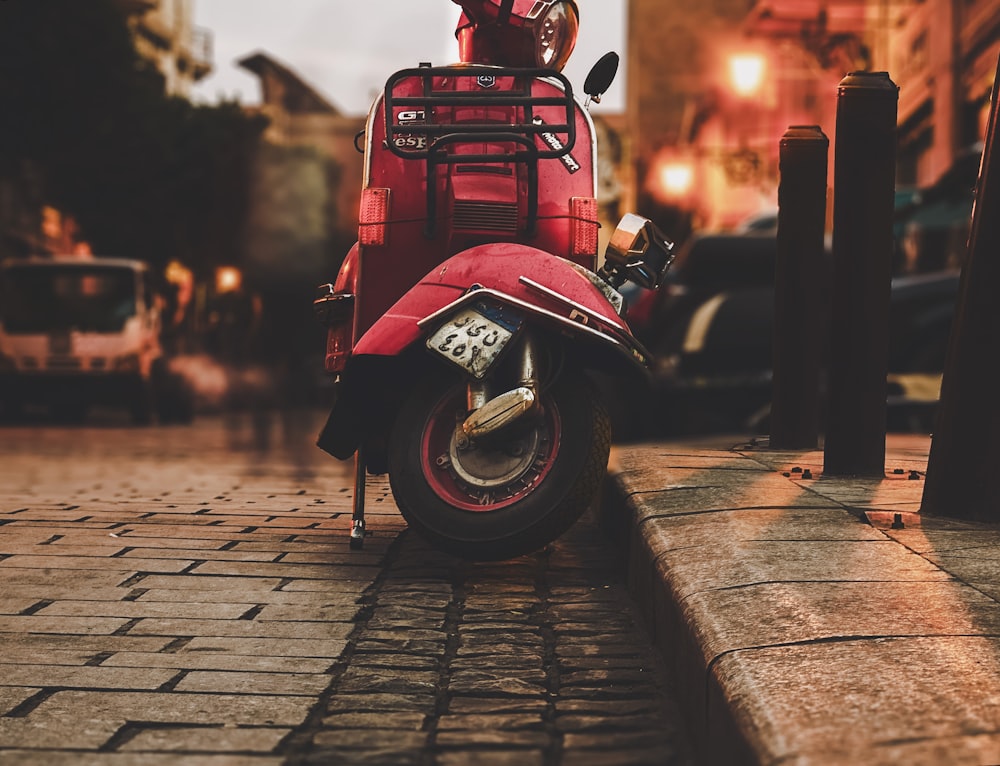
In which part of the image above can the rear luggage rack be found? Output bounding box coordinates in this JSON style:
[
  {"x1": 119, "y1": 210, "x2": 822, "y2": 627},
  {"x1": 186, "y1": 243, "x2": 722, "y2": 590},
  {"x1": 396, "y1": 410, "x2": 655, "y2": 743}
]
[{"x1": 383, "y1": 65, "x2": 578, "y2": 236}]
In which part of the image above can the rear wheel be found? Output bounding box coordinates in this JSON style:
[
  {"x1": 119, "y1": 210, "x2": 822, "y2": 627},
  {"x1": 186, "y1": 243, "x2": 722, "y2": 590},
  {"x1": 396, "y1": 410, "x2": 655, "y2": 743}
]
[
  {"x1": 0, "y1": 391, "x2": 24, "y2": 423},
  {"x1": 52, "y1": 396, "x2": 88, "y2": 423},
  {"x1": 153, "y1": 360, "x2": 195, "y2": 424},
  {"x1": 129, "y1": 379, "x2": 155, "y2": 425},
  {"x1": 388, "y1": 364, "x2": 610, "y2": 561}
]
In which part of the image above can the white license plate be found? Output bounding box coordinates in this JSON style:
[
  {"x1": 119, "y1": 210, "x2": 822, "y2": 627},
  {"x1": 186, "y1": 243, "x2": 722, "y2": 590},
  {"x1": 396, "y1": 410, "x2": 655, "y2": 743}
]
[{"x1": 427, "y1": 308, "x2": 516, "y2": 378}]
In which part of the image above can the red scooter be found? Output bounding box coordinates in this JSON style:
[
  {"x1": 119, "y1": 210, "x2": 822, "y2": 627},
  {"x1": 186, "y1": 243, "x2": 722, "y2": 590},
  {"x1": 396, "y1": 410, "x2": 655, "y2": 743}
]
[{"x1": 314, "y1": 0, "x2": 675, "y2": 560}]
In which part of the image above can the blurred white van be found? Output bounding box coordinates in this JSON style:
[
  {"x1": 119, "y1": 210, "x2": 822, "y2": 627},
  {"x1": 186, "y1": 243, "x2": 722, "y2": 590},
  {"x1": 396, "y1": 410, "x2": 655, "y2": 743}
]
[{"x1": 0, "y1": 256, "x2": 191, "y2": 423}]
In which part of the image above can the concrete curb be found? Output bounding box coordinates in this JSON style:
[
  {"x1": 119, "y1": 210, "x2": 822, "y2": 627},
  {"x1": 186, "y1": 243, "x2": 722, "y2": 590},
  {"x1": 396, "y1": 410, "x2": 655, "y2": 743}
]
[{"x1": 601, "y1": 435, "x2": 1000, "y2": 765}]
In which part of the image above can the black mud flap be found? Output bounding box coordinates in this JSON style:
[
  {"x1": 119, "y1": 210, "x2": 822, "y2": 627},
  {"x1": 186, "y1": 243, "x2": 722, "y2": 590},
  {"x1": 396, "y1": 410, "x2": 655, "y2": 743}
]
[
  {"x1": 316, "y1": 377, "x2": 363, "y2": 460},
  {"x1": 315, "y1": 355, "x2": 411, "y2": 461}
]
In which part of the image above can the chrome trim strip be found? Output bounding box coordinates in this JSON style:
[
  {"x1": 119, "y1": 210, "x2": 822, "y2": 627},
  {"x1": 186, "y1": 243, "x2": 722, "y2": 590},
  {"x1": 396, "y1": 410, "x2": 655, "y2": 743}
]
[
  {"x1": 362, "y1": 95, "x2": 384, "y2": 188},
  {"x1": 517, "y1": 276, "x2": 626, "y2": 332}
]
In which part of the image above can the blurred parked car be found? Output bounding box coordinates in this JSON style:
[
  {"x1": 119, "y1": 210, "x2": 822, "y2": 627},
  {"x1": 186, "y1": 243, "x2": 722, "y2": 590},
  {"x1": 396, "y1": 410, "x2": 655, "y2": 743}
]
[
  {"x1": 733, "y1": 207, "x2": 778, "y2": 233},
  {"x1": 628, "y1": 232, "x2": 790, "y2": 339},
  {"x1": 616, "y1": 231, "x2": 960, "y2": 438},
  {"x1": 626, "y1": 233, "x2": 811, "y2": 434},
  {"x1": 894, "y1": 144, "x2": 979, "y2": 274},
  {"x1": 608, "y1": 233, "x2": 790, "y2": 437},
  {"x1": 884, "y1": 268, "x2": 961, "y2": 431}
]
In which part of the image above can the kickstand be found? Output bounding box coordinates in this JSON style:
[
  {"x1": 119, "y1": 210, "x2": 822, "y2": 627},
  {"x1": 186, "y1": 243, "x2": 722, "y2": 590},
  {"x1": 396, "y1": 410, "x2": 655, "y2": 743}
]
[{"x1": 350, "y1": 449, "x2": 366, "y2": 550}]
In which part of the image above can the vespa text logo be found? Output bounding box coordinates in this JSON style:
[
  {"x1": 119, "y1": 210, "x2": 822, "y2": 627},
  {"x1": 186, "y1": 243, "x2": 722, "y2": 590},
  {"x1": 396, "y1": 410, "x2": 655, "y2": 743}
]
[{"x1": 532, "y1": 117, "x2": 581, "y2": 174}]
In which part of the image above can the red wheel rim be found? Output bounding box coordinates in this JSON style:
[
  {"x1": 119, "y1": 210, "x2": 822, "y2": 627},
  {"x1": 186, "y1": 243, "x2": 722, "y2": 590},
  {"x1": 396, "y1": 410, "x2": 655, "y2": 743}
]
[{"x1": 420, "y1": 384, "x2": 561, "y2": 512}]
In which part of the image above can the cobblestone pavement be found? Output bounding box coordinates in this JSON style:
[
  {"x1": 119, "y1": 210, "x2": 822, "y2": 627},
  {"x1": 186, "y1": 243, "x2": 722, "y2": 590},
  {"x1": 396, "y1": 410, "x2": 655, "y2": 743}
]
[{"x1": 0, "y1": 411, "x2": 695, "y2": 765}]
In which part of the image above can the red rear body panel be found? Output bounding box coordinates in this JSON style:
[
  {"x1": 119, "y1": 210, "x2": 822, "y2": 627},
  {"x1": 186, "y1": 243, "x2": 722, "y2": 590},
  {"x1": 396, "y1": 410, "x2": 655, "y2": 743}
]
[{"x1": 353, "y1": 67, "x2": 598, "y2": 343}]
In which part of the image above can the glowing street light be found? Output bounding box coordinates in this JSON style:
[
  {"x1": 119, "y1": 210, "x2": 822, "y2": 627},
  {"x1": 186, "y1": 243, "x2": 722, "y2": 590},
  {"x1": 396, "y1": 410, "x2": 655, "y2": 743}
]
[
  {"x1": 647, "y1": 149, "x2": 696, "y2": 205},
  {"x1": 729, "y1": 53, "x2": 766, "y2": 98},
  {"x1": 659, "y1": 162, "x2": 694, "y2": 197},
  {"x1": 214, "y1": 265, "x2": 243, "y2": 294},
  {"x1": 645, "y1": 147, "x2": 697, "y2": 205}
]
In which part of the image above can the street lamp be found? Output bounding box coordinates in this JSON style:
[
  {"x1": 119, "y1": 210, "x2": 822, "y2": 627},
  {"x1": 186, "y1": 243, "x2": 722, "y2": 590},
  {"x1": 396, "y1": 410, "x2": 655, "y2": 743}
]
[
  {"x1": 648, "y1": 155, "x2": 695, "y2": 204},
  {"x1": 659, "y1": 162, "x2": 694, "y2": 197},
  {"x1": 214, "y1": 265, "x2": 243, "y2": 294},
  {"x1": 728, "y1": 53, "x2": 766, "y2": 98}
]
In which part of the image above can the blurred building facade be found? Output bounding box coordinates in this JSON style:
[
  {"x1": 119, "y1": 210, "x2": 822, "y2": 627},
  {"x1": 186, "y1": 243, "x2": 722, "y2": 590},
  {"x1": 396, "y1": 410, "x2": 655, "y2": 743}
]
[
  {"x1": 888, "y1": 0, "x2": 999, "y2": 184},
  {"x1": 112, "y1": 0, "x2": 213, "y2": 97},
  {"x1": 1, "y1": 0, "x2": 215, "y2": 260},
  {"x1": 235, "y1": 52, "x2": 366, "y2": 286},
  {"x1": 628, "y1": 0, "x2": 1000, "y2": 231}
]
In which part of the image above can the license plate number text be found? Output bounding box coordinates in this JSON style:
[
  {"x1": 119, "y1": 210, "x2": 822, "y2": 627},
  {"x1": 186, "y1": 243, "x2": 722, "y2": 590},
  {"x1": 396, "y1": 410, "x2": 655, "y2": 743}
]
[{"x1": 427, "y1": 308, "x2": 516, "y2": 378}]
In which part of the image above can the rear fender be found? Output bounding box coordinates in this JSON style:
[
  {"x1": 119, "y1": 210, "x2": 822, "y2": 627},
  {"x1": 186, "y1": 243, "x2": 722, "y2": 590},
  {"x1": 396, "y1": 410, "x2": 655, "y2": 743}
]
[
  {"x1": 319, "y1": 245, "x2": 654, "y2": 461},
  {"x1": 353, "y1": 243, "x2": 650, "y2": 373}
]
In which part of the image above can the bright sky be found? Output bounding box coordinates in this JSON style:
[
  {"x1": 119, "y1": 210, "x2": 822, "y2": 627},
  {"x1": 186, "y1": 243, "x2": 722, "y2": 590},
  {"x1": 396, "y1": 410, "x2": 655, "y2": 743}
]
[{"x1": 190, "y1": 0, "x2": 627, "y2": 115}]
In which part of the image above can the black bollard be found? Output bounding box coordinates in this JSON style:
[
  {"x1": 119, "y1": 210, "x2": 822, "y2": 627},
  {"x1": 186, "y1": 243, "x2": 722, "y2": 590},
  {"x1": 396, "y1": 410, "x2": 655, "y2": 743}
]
[
  {"x1": 823, "y1": 72, "x2": 898, "y2": 476},
  {"x1": 921, "y1": 57, "x2": 1000, "y2": 520},
  {"x1": 771, "y1": 125, "x2": 828, "y2": 450}
]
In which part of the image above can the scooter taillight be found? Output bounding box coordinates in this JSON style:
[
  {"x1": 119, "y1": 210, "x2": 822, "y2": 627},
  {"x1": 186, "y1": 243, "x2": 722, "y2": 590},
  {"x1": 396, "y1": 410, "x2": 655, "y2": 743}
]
[
  {"x1": 570, "y1": 197, "x2": 598, "y2": 258},
  {"x1": 360, "y1": 188, "x2": 390, "y2": 246},
  {"x1": 325, "y1": 324, "x2": 352, "y2": 374}
]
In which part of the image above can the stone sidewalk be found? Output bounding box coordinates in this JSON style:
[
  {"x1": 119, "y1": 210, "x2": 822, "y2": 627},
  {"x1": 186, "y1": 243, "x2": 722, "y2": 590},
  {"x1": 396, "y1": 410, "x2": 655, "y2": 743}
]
[{"x1": 605, "y1": 433, "x2": 1000, "y2": 765}]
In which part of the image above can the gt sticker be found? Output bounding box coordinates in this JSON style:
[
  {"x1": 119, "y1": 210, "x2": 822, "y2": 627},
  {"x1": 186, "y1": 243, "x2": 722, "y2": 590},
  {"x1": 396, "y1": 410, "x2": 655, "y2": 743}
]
[{"x1": 395, "y1": 109, "x2": 428, "y2": 150}]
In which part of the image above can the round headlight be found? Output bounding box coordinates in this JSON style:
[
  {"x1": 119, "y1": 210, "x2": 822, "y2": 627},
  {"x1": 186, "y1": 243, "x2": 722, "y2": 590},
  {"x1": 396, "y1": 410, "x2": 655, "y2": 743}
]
[{"x1": 535, "y1": 2, "x2": 578, "y2": 70}]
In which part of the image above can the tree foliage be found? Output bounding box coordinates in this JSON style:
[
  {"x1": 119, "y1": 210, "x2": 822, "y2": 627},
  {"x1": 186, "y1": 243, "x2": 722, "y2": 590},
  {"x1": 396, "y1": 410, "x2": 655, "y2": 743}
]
[{"x1": 0, "y1": 0, "x2": 267, "y2": 273}]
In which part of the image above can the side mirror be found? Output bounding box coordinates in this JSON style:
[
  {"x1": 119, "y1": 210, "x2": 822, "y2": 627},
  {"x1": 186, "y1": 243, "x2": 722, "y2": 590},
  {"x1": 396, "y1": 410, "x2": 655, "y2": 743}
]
[
  {"x1": 599, "y1": 214, "x2": 675, "y2": 290},
  {"x1": 583, "y1": 52, "x2": 619, "y2": 105}
]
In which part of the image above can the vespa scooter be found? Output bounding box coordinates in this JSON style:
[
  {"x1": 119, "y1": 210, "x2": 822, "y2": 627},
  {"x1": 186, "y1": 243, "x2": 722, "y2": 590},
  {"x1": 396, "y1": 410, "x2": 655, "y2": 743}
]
[{"x1": 314, "y1": 0, "x2": 675, "y2": 560}]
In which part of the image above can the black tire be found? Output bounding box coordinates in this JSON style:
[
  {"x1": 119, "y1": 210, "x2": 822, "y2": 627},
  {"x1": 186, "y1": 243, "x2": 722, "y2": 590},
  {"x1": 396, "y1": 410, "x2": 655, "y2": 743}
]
[
  {"x1": 387, "y1": 365, "x2": 611, "y2": 561},
  {"x1": 52, "y1": 396, "x2": 88, "y2": 424},
  {"x1": 154, "y1": 365, "x2": 195, "y2": 424},
  {"x1": 0, "y1": 393, "x2": 24, "y2": 423},
  {"x1": 129, "y1": 379, "x2": 155, "y2": 425}
]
